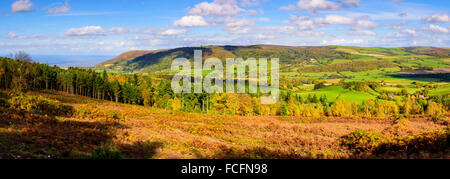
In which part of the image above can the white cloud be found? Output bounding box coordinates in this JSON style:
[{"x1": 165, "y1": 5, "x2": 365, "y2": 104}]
[
  {"x1": 8, "y1": 32, "x2": 21, "y2": 39},
  {"x1": 11, "y1": 0, "x2": 33, "y2": 13},
  {"x1": 270, "y1": 25, "x2": 325, "y2": 37},
  {"x1": 188, "y1": 0, "x2": 244, "y2": 16},
  {"x1": 254, "y1": 34, "x2": 275, "y2": 40},
  {"x1": 297, "y1": 0, "x2": 340, "y2": 13},
  {"x1": 287, "y1": 15, "x2": 378, "y2": 33},
  {"x1": 422, "y1": 24, "x2": 449, "y2": 34},
  {"x1": 245, "y1": 9, "x2": 263, "y2": 16},
  {"x1": 288, "y1": 16, "x2": 320, "y2": 31},
  {"x1": 349, "y1": 30, "x2": 377, "y2": 36},
  {"x1": 353, "y1": 19, "x2": 378, "y2": 30},
  {"x1": 64, "y1": 26, "x2": 130, "y2": 37},
  {"x1": 425, "y1": 13, "x2": 449, "y2": 23},
  {"x1": 384, "y1": 20, "x2": 408, "y2": 30},
  {"x1": 283, "y1": 0, "x2": 360, "y2": 13},
  {"x1": 48, "y1": 1, "x2": 70, "y2": 14},
  {"x1": 400, "y1": 28, "x2": 418, "y2": 36},
  {"x1": 345, "y1": 0, "x2": 360, "y2": 7},
  {"x1": 159, "y1": 29, "x2": 188, "y2": 36},
  {"x1": 109, "y1": 27, "x2": 127, "y2": 34},
  {"x1": 322, "y1": 39, "x2": 366, "y2": 45},
  {"x1": 279, "y1": 5, "x2": 296, "y2": 11},
  {"x1": 239, "y1": 0, "x2": 260, "y2": 7},
  {"x1": 320, "y1": 15, "x2": 355, "y2": 25},
  {"x1": 8, "y1": 32, "x2": 46, "y2": 39},
  {"x1": 129, "y1": 27, "x2": 156, "y2": 34},
  {"x1": 66, "y1": 26, "x2": 106, "y2": 36},
  {"x1": 174, "y1": 16, "x2": 208, "y2": 27},
  {"x1": 224, "y1": 26, "x2": 250, "y2": 34},
  {"x1": 222, "y1": 17, "x2": 255, "y2": 34},
  {"x1": 225, "y1": 18, "x2": 255, "y2": 27}
]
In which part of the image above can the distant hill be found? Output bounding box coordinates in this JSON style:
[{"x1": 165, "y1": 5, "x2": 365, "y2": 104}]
[{"x1": 95, "y1": 45, "x2": 450, "y2": 73}]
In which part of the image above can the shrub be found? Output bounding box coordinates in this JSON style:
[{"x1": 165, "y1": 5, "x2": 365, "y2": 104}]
[
  {"x1": 76, "y1": 104, "x2": 124, "y2": 121},
  {"x1": 342, "y1": 128, "x2": 450, "y2": 158},
  {"x1": 341, "y1": 130, "x2": 386, "y2": 154},
  {"x1": 374, "y1": 129, "x2": 449, "y2": 156},
  {"x1": 90, "y1": 146, "x2": 124, "y2": 159},
  {"x1": 8, "y1": 94, "x2": 74, "y2": 116},
  {"x1": 280, "y1": 103, "x2": 288, "y2": 116},
  {"x1": 426, "y1": 102, "x2": 445, "y2": 121}
]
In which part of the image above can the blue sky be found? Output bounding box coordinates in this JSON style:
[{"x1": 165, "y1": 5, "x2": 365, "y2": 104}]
[{"x1": 0, "y1": 0, "x2": 449, "y2": 55}]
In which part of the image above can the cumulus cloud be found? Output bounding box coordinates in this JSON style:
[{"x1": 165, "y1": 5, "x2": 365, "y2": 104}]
[
  {"x1": 245, "y1": 9, "x2": 263, "y2": 16},
  {"x1": 279, "y1": 5, "x2": 296, "y2": 11},
  {"x1": 287, "y1": 15, "x2": 376, "y2": 31},
  {"x1": 225, "y1": 18, "x2": 255, "y2": 27},
  {"x1": 400, "y1": 28, "x2": 418, "y2": 36},
  {"x1": 239, "y1": 0, "x2": 260, "y2": 7},
  {"x1": 319, "y1": 15, "x2": 355, "y2": 25},
  {"x1": 288, "y1": 16, "x2": 320, "y2": 31},
  {"x1": 188, "y1": 0, "x2": 244, "y2": 16},
  {"x1": 109, "y1": 27, "x2": 127, "y2": 34},
  {"x1": 425, "y1": 13, "x2": 449, "y2": 23},
  {"x1": 173, "y1": 16, "x2": 208, "y2": 27},
  {"x1": 348, "y1": 30, "x2": 377, "y2": 36},
  {"x1": 345, "y1": 0, "x2": 360, "y2": 7},
  {"x1": 254, "y1": 34, "x2": 275, "y2": 40},
  {"x1": 8, "y1": 32, "x2": 46, "y2": 39},
  {"x1": 48, "y1": 1, "x2": 71, "y2": 14},
  {"x1": 65, "y1": 26, "x2": 129, "y2": 37},
  {"x1": 11, "y1": 0, "x2": 33, "y2": 13},
  {"x1": 66, "y1": 26, "x2": 107, "y2": 36},
  {"x1": 422, "y1": 24, "x2": 449, "y2": 34},
  {"x1": 8, "y1": 32, "x2": 21, "y2": 39},
  {"x1": 297, "y1": 0, "x2": 340, "y2": 13},
  {"x1": 352, "y1": 19, "x2": 378, "y2": 30},
  {"x1": 384, "y1": 20, "x2": 408, "y2": 30},
  {"x1": 284, "y1": 14, "x2": 379, "y2": 38},
  {"x1": 282, "y1": 0, "x2": 361, "y2": 13},
  {"x1": 223, "y1": 18, "x2": 255, "y2": 34},
  {"x1": 159, "y1": 29, "x2": 188, "y2": 36},
  {"x1": 322, "y1": 38, "x2": 366, "y2": 45}
]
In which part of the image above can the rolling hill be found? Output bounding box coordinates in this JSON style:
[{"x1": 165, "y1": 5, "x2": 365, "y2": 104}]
[{"x1": 95, "y1": 45, "x2": 450, "y2": 73}]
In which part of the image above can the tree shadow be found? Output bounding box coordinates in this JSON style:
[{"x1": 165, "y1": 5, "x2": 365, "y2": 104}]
[
  {"x1": 386, "y1": 73, "x2": 450, "y2": 82},
  {"x1": 371, "y1": 130, "x2": 449, "y2": 158},
  {"x1": 117, "y1": 141, "x2": 164, "y2": 159},
  {"x1": 0, "y1": 106, "x2": 127, "y2": 159},
  {"x1": 207, "y1": 146, "x2": 314, "y2": 159},
  {"x1": 341, "y1": 129, "x2": 449, "y2": 159}
]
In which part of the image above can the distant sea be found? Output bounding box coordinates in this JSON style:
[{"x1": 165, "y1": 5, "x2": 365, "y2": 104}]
[
  {"x1": 31, "y1": 55, "x2": 114, "y2": 67},
  {"x1": 24, "y1": 55, "x2": 116, "y2": 67}
]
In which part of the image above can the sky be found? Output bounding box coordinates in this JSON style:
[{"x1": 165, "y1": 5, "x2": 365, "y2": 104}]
[{"x1": 0, "y1": 0, "x2": 449, "y2": 55}]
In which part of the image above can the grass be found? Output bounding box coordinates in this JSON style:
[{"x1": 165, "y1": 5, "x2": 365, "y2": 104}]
[
  {"x1": 429, "y1": 83, "x2": 450, "y2": 96},
  {"x1": 338, "y1": 91, "x2": 377, "y2": 103},
  {"x1": 294, "y1": 85, "x2": 379, "y2": 103},
  {"x1": 296, "y1": 86, "x2": 346, "y2": 102}
]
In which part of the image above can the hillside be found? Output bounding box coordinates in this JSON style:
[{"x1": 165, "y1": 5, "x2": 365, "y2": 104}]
[
  {"x1": 95, "y1": 45, "x2": 450, "y2": 73},
  {"x1": 0, "y1": 90, "x2": 447, "y2": 159}
]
